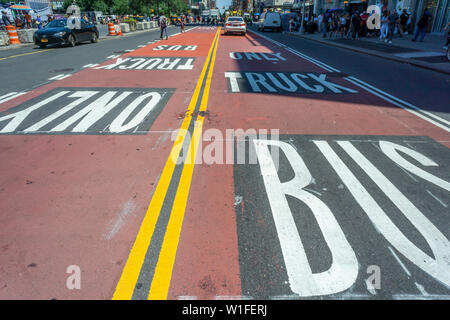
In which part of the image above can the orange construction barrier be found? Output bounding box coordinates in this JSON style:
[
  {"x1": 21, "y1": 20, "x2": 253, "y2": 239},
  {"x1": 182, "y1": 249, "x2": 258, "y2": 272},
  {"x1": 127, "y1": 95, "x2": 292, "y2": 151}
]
[
  {"x1": 108, "y1": 22, "x2": 116, "y2": 36},
  {"x1": 6, "y1": 25, "x2": 20, "y2": 44},
  {"x1": 117, "y1": 26, "x2": 122, "y2": 36}
]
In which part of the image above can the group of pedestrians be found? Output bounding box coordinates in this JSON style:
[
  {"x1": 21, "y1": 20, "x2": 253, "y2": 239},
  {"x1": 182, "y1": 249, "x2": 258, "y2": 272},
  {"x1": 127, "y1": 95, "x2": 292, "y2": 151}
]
[{"x1": 317, "y1": 7, "x2": 438, "y2": 45}]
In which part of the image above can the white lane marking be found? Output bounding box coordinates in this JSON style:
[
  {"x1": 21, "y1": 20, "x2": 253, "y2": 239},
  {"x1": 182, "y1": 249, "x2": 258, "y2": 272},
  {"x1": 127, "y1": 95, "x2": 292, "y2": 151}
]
[
  {"x1": 107, "y1": 54, "x2": 121, "y2": 59},
  {"x1": 347, "y1": 76, "x2": 450, "y2": 130},
  {"x1": 388, "y1": 246, "x2": 412, "y2": 277},
  {"x1": 426, "y1": 190, "x2": 448, "y2": 208},
  {"x1": 0, "y1": 92, "x2": 27, "y2": 105},
  {"x1": 83, "y1": 63, "x2": 99, "y2": 68},
  {"x1": 393, "y1": 294, "x2": 450, "y2": 300},
  {"x1": 345, "y1": 78, "x2": 450, "y2": 132},
  {"x1": 49, "y1": 74, "x2": 71, "y2": 81},
  {"x1": 414, "y1": 282, "x2": 429, "y2": 296},
  {"x1": 250, "y1": 29, "x2": 450, "y2": 132}
]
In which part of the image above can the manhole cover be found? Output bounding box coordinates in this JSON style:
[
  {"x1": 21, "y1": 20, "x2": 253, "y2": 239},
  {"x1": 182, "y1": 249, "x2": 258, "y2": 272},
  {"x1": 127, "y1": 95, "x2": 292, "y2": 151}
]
[{"x1": 52, "y1": 68, "x2": 74, "y2": 73}]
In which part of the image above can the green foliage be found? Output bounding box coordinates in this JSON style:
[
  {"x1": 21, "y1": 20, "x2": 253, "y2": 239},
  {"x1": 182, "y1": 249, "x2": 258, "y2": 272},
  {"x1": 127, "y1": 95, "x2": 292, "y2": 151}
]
[{"x1": 63, "y1": 0, "x2": 188, "y2": 15}]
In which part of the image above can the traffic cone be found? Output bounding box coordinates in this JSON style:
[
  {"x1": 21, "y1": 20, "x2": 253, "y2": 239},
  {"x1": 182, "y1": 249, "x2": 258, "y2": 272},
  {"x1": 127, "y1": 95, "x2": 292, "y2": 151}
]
[
  {"x1": 6, "y1": 25, "x2": 20, "y2": 44},
  {"x1": 108, "y1": 22, "x2": 116, "y2": 36},
  {"x1": 117, "y1": 26, "x2": 122, "y2": 36}
]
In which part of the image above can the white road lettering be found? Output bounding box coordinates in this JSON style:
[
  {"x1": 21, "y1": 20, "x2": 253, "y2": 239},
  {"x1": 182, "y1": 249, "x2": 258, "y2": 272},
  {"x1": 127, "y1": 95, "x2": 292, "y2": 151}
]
[
  {"x1": 0, "y1": 91, "x2": 69, "y2": 133},
  {"x1": 254, "y1": 139, "x2": 359, "y2": 296},
  {"x1": 51, "y1": 91, "x2": 132, "y2": 132},
  {"x1": 109, "y1": 92, "x2": 161, "y2": 133}
]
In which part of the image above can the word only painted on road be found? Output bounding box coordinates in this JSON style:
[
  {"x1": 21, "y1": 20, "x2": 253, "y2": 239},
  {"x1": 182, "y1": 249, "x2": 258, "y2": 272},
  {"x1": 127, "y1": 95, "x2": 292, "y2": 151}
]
[
  {"x1": 229, "y1": 52, "x2": 287, "y2": 62},
  {"x1": 0, "y1": 88, "x2": 172, "y2": 134},
  {"x1": 95, "y1": 57, "x2": 195, "y2": 70},
  {"x1": 234, "y1": 135, "x2": 450, "y2": 298},
  {"x1": 153, "y1": 45, "x2": 198, "y2": 51},
  {"x1": 225, "y1": 72, "x2": 358, "y2": 94}
]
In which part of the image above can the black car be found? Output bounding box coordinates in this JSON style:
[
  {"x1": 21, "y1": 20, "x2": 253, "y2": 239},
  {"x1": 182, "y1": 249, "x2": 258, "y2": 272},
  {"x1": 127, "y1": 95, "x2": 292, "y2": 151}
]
[{"x1": 34, "y1": 18, "x2": 99, "y2": 48}]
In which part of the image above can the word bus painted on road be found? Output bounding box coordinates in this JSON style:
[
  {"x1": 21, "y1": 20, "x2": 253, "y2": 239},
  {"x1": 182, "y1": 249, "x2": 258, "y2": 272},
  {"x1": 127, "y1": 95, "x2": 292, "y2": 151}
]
[
  {"x1": 225, "y1": 72, "x2": 358, "y2": 94},
  {"x1": 0, "y1": 88, "x2": 173, "y2": 135},
  {"x1": 95, "y1": 57, "x2": 195, "y2": 70},
  {"x1": 153, "y1": 45, "x2": 198, "y2": 51},
  {"x1": 234, "y1": 135, "x2": 450, "y2": 298}
]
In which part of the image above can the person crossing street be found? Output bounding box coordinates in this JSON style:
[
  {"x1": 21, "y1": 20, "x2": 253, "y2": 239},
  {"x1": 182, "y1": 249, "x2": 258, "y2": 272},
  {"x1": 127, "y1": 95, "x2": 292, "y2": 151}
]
[{"x1": 160, "y1": 16, "x2": 168, "y2": 40}]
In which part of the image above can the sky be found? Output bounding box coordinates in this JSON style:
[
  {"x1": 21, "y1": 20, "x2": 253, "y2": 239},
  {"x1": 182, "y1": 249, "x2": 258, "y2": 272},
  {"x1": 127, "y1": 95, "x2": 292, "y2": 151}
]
[{"x1": 216, "y1": 0, "x2": 232, "y2": 13}]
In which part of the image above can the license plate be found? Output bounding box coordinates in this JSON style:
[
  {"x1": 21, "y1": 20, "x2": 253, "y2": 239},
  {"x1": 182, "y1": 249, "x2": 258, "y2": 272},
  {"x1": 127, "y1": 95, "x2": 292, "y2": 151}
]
[{"x1": 41, "y1": 39, "x2": 48, "y2": 43}]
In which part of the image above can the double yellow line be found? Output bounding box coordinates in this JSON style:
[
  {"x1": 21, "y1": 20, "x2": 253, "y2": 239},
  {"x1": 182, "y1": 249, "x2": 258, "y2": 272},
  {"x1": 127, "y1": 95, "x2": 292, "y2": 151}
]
[{"x1": 113, "y1": 28, "x2": 221, "y2": 300}]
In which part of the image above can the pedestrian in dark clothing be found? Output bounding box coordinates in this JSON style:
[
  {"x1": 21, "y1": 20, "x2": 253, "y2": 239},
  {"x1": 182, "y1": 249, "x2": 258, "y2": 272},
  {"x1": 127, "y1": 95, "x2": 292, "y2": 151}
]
[
  {"x1": 322, "y1": 10, "x2": 330, "y2": 38},
  {"x1": 387, "y1": 9, "x2": 399, "y2": 43},
  {"x1": 412, "y1": 8, "x2": 431, "y2": 42},
  {"x1": 351, "y1": 11, "x2": 361, "y2": 39},
  {"x1": 398, "y1": 9, "x2": 409, "y2": 37}
]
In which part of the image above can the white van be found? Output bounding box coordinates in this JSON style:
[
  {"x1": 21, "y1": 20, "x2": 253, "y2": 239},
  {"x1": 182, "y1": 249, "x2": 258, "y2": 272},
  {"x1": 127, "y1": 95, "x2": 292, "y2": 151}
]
[{"x1": 257, "y1": 12, "x2": 281, "y2": 32}]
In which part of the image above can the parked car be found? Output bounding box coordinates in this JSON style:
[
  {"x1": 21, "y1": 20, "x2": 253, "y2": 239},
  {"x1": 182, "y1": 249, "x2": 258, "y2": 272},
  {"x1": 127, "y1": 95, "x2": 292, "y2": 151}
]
[
  {"x1": 224, "y1": 16, "x2": 246, "y2": 36},
  {"x1": 33, "y1": 18, "x2": 99, "y2": 48},
  {"x1": 258, "y1": 11, "x2": 281, "y2": 32}
]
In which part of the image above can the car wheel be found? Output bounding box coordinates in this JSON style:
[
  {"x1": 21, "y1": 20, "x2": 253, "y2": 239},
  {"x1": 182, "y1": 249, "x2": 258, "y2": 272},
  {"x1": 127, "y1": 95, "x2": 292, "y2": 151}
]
[
  {"x1": 91, "y1": 32, "x2": 98, "y2": 43},
  {"x1": 68, "y1": 34, "x2": 76, "y2": 47}
]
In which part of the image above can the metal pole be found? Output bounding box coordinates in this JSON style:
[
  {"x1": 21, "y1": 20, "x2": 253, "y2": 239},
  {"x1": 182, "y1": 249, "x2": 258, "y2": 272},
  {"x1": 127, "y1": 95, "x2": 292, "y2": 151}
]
[{"x1": 300, "y1": 0, "x2": 306, "y2": 34}]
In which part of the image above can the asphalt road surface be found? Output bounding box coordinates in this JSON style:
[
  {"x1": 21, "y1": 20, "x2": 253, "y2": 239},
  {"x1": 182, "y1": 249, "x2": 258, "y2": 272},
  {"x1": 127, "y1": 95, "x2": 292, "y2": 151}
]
[{"x1": 0, "y1": 25, "x2": 449, "y2": 300}]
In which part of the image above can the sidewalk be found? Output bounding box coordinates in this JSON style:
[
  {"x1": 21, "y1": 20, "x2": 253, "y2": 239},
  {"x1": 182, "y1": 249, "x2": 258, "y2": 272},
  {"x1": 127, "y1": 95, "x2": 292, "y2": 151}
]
[{"x1": 292, "y1": 31, "x2": 450, "y2": 75}]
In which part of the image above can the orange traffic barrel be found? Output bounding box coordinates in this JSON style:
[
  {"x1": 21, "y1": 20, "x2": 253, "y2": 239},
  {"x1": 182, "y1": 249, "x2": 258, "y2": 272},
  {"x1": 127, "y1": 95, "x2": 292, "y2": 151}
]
[
  {"x1": 6, "y1": 25, "x2": 20, "y2": 44},
  {"x1": 117, "y1": 25, "x2": 122, "y2": 36},
  {"x1": 108, "y1": 22, "x2": 115, "y2": 36}
]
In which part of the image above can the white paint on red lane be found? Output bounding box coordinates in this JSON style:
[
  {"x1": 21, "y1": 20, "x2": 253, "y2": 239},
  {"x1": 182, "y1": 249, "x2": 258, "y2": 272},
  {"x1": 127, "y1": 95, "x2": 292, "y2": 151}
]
[
  {"x1": 249, "y1": 29, "x2": 450, "y2": 133},
  {"x1": 0, "y1": 92, "x2": 27, "y2": 105},
  {"x1": 315, "y1": 140, "x2": 450, "y2": 288},
  {"x1": 253, "y1": 139, "x2": 359, "y2": 297}
]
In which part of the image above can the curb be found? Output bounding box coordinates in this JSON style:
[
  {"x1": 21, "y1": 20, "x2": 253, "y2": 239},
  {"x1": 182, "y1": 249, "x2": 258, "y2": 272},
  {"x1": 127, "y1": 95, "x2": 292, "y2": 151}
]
[{"x1": 291, "y1": 33, "x2": 450, "y2": 76}]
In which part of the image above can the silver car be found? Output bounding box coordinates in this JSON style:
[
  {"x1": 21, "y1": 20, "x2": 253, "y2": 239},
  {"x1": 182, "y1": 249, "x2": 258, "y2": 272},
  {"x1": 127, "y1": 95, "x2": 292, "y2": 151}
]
[{"x1": 224, "y1": 16, "x2": 246, "y2": 36}]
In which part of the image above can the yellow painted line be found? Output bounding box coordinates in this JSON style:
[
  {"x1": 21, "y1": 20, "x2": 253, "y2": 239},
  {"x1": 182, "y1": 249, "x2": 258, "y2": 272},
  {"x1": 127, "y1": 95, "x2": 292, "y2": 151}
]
[
  {"x1": 112, "y1": 29, "x2": 221, "y2": 300},
  {"x1": 0, "y1": 49, "x2": 54, "y2": 61},
  {"x1": 147, "y1": 28, "x2": 221, "y2": 300}
]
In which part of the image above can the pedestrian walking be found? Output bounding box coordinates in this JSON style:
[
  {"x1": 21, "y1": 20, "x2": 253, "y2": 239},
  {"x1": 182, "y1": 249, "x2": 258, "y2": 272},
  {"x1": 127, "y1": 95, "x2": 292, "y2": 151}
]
[
  {"x1": 387, "y1": 9, "x2": 399, "y2": 44},
  {"x1": 289, "y1": 16, "x2": 295, "y2": 32},
  {"x1": 160, "y1": 16, "x2": 168, "y2": 40},
  {"x1": 318, "y1": 12, "x2": 323, "y2": 33},
  {"x1": 412, "y1": 8, "x2": 431, "y2": 42},
  {"x1": 398, "y1": 9, "x2": 409, "y2": 37},
  {"x1": 380, "y1": 10, "x2": 389, "y2": 41},
  {"x1": 360, "y1": 11, "x2": 369, "y2": 37},
  {"x1": 340, "y1": 14, "x2": 346, "y2": 37},
  {"x1": 35, "y1": 14, "x2": 43, "y2": 30},
  {"x1": 351, "y1": 11, "x2": 361, "y2": 39},
  {"x1": 322, "y1": 10, "x2": 331, "y2": 38},
  {"x1": 330, "y1": 14, "x2": 339, "y2": 38},
  {"x1": 24, "y1": 12, "x2": 32, "y2": 29},
  {"x1": 180, "y1": 15, "x2": 185, "y2": 33}
]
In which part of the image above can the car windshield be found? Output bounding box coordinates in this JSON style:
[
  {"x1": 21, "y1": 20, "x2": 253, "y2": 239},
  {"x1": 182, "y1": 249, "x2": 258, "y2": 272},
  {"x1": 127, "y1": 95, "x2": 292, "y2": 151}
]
[
  {"x1": 45, "y1": 19, "x2": 67, "y2": 28},
  {"x1": 227, "y1": 17, "x2": 243, "y2": 22}
]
